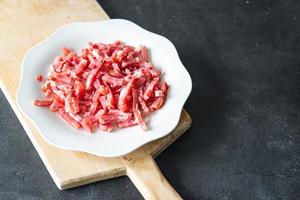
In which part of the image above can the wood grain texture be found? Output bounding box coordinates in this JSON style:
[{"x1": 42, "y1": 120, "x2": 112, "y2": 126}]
[
  {"x1": 0, "y1": 1, "x2": 192, "y2": 199},
  {"x1": 126, "y1": 153, "x2": 183, "y2": 200}
]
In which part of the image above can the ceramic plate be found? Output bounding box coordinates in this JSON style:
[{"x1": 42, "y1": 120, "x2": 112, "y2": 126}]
[{"x1": 17, "y1": 19, "x2": 192, "y2": 157}]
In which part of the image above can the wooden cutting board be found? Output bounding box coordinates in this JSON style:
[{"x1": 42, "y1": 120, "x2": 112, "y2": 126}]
[{"x1": 0, "y1": 1, "x2": 192, "y2": 199}]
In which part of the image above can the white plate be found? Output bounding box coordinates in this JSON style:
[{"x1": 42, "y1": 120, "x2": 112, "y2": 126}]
[{"x1": 17, "y1": 19, "x2": 192, "y2": 157}]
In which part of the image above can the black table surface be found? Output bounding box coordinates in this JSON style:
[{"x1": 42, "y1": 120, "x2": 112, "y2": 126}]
[{"x1": 0, "y1": 0, "x2": 299, "y2": 199}]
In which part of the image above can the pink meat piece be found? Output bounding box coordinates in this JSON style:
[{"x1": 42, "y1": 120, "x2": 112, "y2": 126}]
[
  {"x1": 86, "y1": 66, "x2": 101, "y2": 89},
  {"x1": 102, "y1": 74, "x2": 125, "y2": 87},
  {"x1": 140, "y1": 46, "x2": 149, "y2": 62},
  {"x1": 132, "y1": 88, "x2": 147, "y2": 130},
  {"x1": 99, "y1": 96, "x2": 108, "y2": 113},
  {"x1": 98, "y1": 123, "x2": 113, "y2": 132},
  {"x1": 74, "y1": 59, "x2": 88, "y2": 74},
  {"x1": 97, "y1": 109, "x2": 131, "y2": 124},
  {"x1": 92, "y1": 89, "x2": 101, "y2": 102},
  {"x1": 117, "y1": 120, "x2": 137, "y2": 128},
  {"x1": 105, "y1": 84, "x2": 115, "y2": 109},
  {"x1": 143, "y1": 77, "x2": 159, "y2": 100},
  {"x1": 150, "y1": 97, "x2": 165, "y2": 110},
  {"x1": 57, "y1": 108, "x2": 81, "y2": 129},
  {"x1": 118, "y1": 77, "x2": 137, "y2": 112}
]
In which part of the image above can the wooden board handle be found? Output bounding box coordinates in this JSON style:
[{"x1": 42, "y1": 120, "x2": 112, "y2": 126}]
[{"x1": 124, "y1": 153, "x2": 182, "y2": 200}]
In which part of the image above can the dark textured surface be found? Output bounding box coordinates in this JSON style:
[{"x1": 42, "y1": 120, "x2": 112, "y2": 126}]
[{"x1": 1, "y1": 0, "x2": 300, "y2": 199}]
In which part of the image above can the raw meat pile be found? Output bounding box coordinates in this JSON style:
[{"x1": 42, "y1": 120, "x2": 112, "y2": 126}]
[{"x1": 33, "y1": 41, "x2": 168, "y2": 132}]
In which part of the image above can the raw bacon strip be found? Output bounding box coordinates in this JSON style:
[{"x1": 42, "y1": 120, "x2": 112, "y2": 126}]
[
  {"x1": 90, "y1": 115, "x2": 98, "y2": 123},
  {"x1": 132, "y1": 88, "x2": 147, "y2": 130},
  {"x1": 92, "y1": 89, "x2": 101, "y2": 102},
  {"x1": 57, "y1": 108, "x2": 81, "y2": 129},
  {"x1": 160, "y1": 82, "x2": 169, "y2": 96},
  {"x1": 33, "y1": 99, "x2": 53, "y2": 106},
  {"x1": 121, "y1": 58, "x2": 139, "y2": 69},
  {"x1": 99, "y1": 123, "x2": 113, "y2": 132},
  {"x1": 118, "y1": 78, "x2": 135, "y2": 112},
  {"x1": 137, "y1": 88, "x2": 150, "y2": 113},
  {"x1": 112, "y1": 63, "x2": 121, "y2": 73},
  {"x1": 102, "y1": 74, "x2": 124, "y2": 87},
  {"x1": 143, "y1": 77, "x2": 159, "y2": 100},
  {"x1": 94, "y1": 109, "x2": 105, "y2": 119},
  {"x1": 82, "y1": 71, "x2": 90, "y2": 79},
  {"x1": 36, "y1": 74, "x2": 43, "y2": 82},
  {"x1": 69, "y1": 113, "x2": 82, "y2": 123},
  {"x1": 64, "y1": 95, "x2": 80, "y2": 114},
  {"x1": 99, "y1": 96, "x2": 108, "y2": 113},
  {"x1": 150, "y1": 97, "x2": 165, "y2": 110},
  {"x1": 86, "y1": 66, "x2": 101, "y2": 89},
  {"x1": 138, "y1": 96, "x2": 150, "y2": 113},
  {"x1": 140, "y1": 61, "x2": 153, "y2": 68},
  {"x1": 62, "y1": 47, "x2": 71, "y2": 57},
  {"x1": 113, "y1": 48, "x2": 130, "y2": 63},
  {"x1": 81, "y1": 117, "x2": 92, "y2": 133},
  {"x1": 93, "y1": 79, "x2": 101, "y2": 89},
  {"x1": 155, "y1": 90, "x2": 163, "y2": 97},
  {"x1": 44, "y1": 89, "x2": 52, "y2": 98},
  {"x1": 98, "y1": 110, "x2": 131, "y2": 124},
  {"x1": 140, "y1": 46, "x2": 149, "y2": 62},
  {"x1": 89, "y1": 102, "x2": 98, "y2": 115},
  {"x1": 150, "y1": 68, "x2": 161, "y2": 77},
  {"x1": 99, "y1": 85, "x2": 109, "y2": 95},
  {"x1": 105, "y1": 84, "x2": 115, "y2": 109},
  {"x1": 74, "y1": 59, "x2": 88, "y2": 74},
  {"x1": 117, "y1": 120, "x2": 137, "y2": 128},
  {"x1": 109, "y1": 68, "x2": 123, "y2": 78},
  {"x1": 79, "y1": 100, "x2": 92, "y2": 106},
  {"x1": 41, "y1": 81, "x2": 53, "y2": 92},
  {"x1": 51, "y1": 86, "x2": 65, "y2": 100},
  {"x1": 49, "y1": 97, "x2": 64, "y2": 112},
  {"x1": 75, "y1": 80, "x2": 85, "y2": 99},
  {"x1": 65, "y1": 51, "x2": 75, "y2": 62}
]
